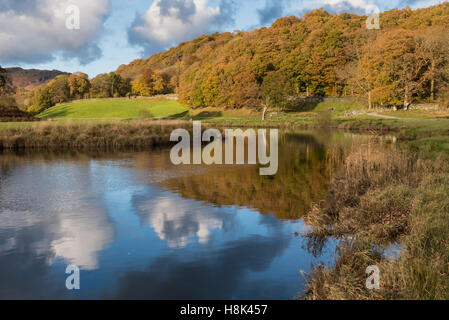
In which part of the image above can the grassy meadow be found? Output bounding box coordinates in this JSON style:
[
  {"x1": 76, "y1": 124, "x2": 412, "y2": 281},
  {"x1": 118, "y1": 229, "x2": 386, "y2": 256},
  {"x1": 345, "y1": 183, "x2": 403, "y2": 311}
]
[
  {"x1": 37, "y1": 98, "x2": 188, "y2": 119},
  {"x1": 2, "y1": 97, "x2": 449, "y2": 150}
]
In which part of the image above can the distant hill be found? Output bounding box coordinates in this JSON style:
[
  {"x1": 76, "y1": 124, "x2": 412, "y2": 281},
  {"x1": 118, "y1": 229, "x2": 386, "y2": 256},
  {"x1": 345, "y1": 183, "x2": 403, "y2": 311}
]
[{"x1": 5, "y1": 67, "x2": 70, "y2": 91}]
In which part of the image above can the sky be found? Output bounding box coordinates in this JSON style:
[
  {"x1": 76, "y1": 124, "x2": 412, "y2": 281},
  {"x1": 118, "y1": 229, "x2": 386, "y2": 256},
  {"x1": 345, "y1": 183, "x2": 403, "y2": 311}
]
[{"x1": 0, "y1": 0, "x2": 444, "y2": 78}]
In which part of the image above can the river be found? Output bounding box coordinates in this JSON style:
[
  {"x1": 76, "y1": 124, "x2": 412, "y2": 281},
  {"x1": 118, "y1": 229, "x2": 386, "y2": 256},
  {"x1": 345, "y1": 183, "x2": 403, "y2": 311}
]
[{"x1": 0, "y1": 130, "x2": 390, "y2": 299}]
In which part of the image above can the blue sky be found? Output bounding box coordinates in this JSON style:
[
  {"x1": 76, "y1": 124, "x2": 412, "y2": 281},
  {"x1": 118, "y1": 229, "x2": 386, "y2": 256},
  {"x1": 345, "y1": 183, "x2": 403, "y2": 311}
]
[{"x1": 0, "y1": 0, "x2": 443, "y2": 78}]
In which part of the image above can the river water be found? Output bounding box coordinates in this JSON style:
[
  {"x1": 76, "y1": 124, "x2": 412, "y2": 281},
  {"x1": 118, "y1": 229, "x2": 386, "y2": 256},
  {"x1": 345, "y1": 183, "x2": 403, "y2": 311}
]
[{"x1": 0, "y1": 130, "x2": 387, "y2": 299}]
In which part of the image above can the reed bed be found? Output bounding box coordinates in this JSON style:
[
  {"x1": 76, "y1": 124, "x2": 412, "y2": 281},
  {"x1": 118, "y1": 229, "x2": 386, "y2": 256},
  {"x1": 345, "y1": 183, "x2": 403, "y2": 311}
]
[
  {"x1": 303, "y1": 143, "x2": 449, "y2": 300},
  {"x1": 0, "y1": 120, "x2": 191, "y2": 150}
]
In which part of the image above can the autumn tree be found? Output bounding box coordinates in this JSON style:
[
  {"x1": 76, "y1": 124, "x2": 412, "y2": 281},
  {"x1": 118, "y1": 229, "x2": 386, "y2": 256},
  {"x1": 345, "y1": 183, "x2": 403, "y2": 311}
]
[
  {"x1": 131, "y1": 77, "x2": 150, "y2": 96},
  {"x1": 130, "y1": 67, "x2": 170, "y2": 96},
  {"x1": 261, "y1": 71, "x2": 295, "y2": 119},
  {"x1": 416, "y1": 27, "x2": 449, "y2": 101},
  {"x1": 174, "y1": 61, "x2": 184, "y2": 92},
  {"x1": 28, "y1": 85, "x2": 53, "y2": 113},
  {"x1": 337, "y1": 35, "x2": 377, "y2": 108},
  {"x1": 90, "y1": 74, "x2": 109, "y2": 98},
  {"x1": 47, "y1": 75, "x2": 70, "y2": 104},
  {"x1": 106, "y1": 72, "x2": 123, "y2": 97},
  {"x1": 131, "y1": 67, "x2": 155, "y2": 96},
  {"x1": 152, "y1": 70, "x2": 170, "y2": 94},
  {"x1": 116, "y1": 76, "x2": 132, "y2": 97},
  {"x1": 90, "y1": 72, "x2": 130, "y2": 98},
  {"x1": 229, "y1": 70, "x2": 261, "y2": 109},
  {"x1": 361, "y1": 30, "x2": 426, "y2": 108},
  {"x1": 68, "y1": 72, "x2": 91, "y2": 99}
]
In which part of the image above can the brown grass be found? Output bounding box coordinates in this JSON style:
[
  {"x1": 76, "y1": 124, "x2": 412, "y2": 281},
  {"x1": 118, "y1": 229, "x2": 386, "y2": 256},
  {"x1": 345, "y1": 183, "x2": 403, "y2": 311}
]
[
  {"x1": 303, "y1": 143, "x2": 449, "y2": 300},
  {"x1": 0, "y1": 120, "x2": 190, "y2": 150},
  {"x1": 304, "y1": 144, "x2": 420, "y2": 243}
]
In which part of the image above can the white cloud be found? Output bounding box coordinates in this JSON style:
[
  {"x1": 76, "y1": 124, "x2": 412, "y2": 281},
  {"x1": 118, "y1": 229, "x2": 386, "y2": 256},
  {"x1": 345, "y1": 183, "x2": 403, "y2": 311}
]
[
  {"x1": 136, "y1": 195, "x2": 225, "y2": 248},
  {"x1": 128, "y1": 0, "x2": 236, "y2": 55},
  {"x1": 51, "y1": 209, "x2": 114, "y2": 270},
  {"x1": 0, "y1": 203, "x2": 114, "y2": 271},
  {"x1": 320, "y1": 0, "x2": 381, "y2": 13},
  {"x1": 257, "y1": 0, "x2": 425, "y2": 25},
  {"x1": 0, "y1": 160, "x2": 115, "y2": 271},
  {"x1": 0, "y1": 0, "x2": 110, "y2": 65}
]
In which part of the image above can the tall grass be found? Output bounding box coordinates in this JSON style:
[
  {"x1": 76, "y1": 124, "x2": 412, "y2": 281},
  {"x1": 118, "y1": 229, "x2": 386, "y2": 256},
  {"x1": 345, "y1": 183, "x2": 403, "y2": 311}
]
[
  {"x1": 303, "y1": 143, "x2": 449, "y2": 300},
  {"x1": 0, "y1": 120, "x2": 190, "y2": 150}
]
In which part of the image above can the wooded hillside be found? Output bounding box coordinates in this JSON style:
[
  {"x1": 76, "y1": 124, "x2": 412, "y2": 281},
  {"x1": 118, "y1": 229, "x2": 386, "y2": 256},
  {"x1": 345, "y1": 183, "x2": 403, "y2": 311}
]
[{"x1": 115, "y1": 3, "x2": 449, "y2": 109}]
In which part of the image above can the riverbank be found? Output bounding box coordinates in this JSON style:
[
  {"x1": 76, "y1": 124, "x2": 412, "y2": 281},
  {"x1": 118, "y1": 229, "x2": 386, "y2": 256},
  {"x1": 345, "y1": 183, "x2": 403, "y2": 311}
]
[
  {"x1": 2, "y1": 108, "x2": 449, "y2": 150},
  {"x1": 301, "y1": 143, "x2": 449, "y2": 300},
  {"x1": 197, "y1": 108, "x2": 449, "y2": 138},
  {"x1": 0, "y1": 120, "x2": 190, "y2": 150}
]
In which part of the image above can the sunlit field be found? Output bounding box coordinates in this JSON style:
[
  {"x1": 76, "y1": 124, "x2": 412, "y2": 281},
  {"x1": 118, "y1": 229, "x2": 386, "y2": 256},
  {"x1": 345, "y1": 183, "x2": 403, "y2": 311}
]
[{"x1": 37, "y1": 98, "x2": 188, "y2": 119}]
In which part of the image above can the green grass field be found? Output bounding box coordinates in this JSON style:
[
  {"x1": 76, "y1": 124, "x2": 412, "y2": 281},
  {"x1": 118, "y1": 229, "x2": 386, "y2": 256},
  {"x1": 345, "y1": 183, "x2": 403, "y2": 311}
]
[
  {"x1": 37, "y1": 98, "x2": 188, "y2": 119},
  {"x1": 2, "y1": 98, "x2": 448, "y2": 142}
]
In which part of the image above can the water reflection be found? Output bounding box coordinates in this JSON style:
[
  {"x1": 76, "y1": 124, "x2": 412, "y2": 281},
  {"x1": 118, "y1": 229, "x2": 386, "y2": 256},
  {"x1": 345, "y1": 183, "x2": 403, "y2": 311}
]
[
  {"x1": 133, "y1": 193, "x2": 227, "y2": 248},
  {"x1": 114, "y1": 219, "x2": 291, "y2": 300},
  {"x1": 161, "y1": 133, "x2": 332, "y2": 220},
  {"x1": 0, "y1": 131, "x2": 377, "y2": 299}
]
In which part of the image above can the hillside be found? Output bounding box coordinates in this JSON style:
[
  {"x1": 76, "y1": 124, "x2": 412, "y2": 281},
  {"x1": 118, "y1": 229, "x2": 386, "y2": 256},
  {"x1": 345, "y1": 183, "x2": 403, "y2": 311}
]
[
  {"x1": 5, "y1": 67, "x2": 70, "y2": 91},
  {"x1": 115, "y1": 2, "x2": 449, "y2": 109}
]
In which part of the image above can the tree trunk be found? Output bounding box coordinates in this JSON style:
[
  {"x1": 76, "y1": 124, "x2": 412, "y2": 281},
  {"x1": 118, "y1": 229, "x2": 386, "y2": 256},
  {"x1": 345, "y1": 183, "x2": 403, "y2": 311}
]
[
  {"x1": 431, "y1": 78, "x2": 435, "y2": 102},
  {"x1": 431, "y1": 60, "x2": 435, "y2": 102},
  {"x1": 404, "y1": 85, "x2": 410, "y2": 110},
  {"x1": 306, "y1": 86, "x2": 309, "y2": 97},
  {"x1": 368, "y1": 91, "x2": 372, "y2": 110},
  {"x1": 262, "y1": 106, "x2": 268, "y2": 121}
]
